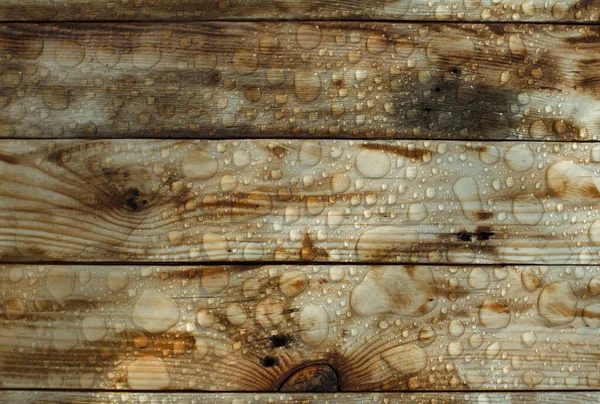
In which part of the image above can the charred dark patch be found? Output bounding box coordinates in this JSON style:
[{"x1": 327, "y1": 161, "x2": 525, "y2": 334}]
[
  {"x1": 260, "y1": 356, "x2": 278, "y2": 367},
  {"x1": 456, "y1": 226, "x2": 495, "y2": 243},
  {"x1": 124, "y1": 189, "x2": 148, "y2": 211},
  {"x1": 270, "y1": 334, "x2": 291, "y2": 348},
  {"x1": 0, "y1": 153, "x2": 18, "y2": 165},
  {"x1": 360, "y1": 143, "x2": 433, "y2": 161},
  {"x1": 487, "y1": 24, "x2": 506, "y2": 37},
  {"x1": 387, "y1": 50, "x2": 574, "y2": 140},
  {"x1": 208, "y1": 71, "x2": 222, "y2": 85},
  {"x1": 393, "y1": 79, "x2": 522, "y2": 140},
  {"x1": 456, "y1": 232, "x2": 474, "y2": 242},
  {"x1": 279, "y1": 364, "x2": 339, "y2": 393},
  {"x1": 449, "y1": 67, "x2": 461, "y2": 76}
]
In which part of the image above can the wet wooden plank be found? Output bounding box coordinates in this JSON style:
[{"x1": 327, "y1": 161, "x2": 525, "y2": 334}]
[
  {"x1": 2, "y1": 139, "x2": 600, "y2": 264},
  {"x1": 1, "y1": 22, "x2": 600, "y2": 140},
  {"x1": 1, "y1": 0, "x2": 599, "y2": 22},
  {"x1": 3, "y1": 391, "x2": 600, "y2": 404},
  {"x1": 2, "y1": 264, "x2": 600, "y2": 391}
]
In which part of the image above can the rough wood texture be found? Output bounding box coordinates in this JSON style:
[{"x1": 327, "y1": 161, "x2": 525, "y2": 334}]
[
  {"x1": 1, "y1": 139, "x2": 600, "y2": 264},
  {"x1": 3, "y1": 391, "x2": 600, "y2": 404},
  {"x1": 2, "y1": 264, "x2": 600, "y2": 391},
  {"x1": 1, "y1": 23, "x2": 600, "y2": 140},
  {"x1": 0, "y1": 0, "x2": 599, "y2": 22}
]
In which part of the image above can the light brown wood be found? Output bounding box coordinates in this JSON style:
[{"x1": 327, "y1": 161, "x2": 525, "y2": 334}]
[
  {"x1": 3, "y1": 391, "x2": 600, "y2": 403},
  {"x1": 0, "y1": 0, "x2": 599, "y2": 22},
  {"x1": 1, "y1": 23, "x2": 600, "y2": 140},
  {"x1": 0, "y1": 139, "x2": 600, "y2": 264},
  {"x1": 2, "y1": 264, "x2": 600, "y2": 391}
]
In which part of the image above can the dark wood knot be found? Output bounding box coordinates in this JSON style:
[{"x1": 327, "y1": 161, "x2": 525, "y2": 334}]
[{"x1": 278, "y1": 364, "x2": 339, "y2": 393}]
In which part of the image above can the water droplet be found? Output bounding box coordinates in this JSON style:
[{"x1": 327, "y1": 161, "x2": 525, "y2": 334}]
[
  {"x1": 55, "y1": 40, "x2": 85, "y2": 68},
  {"x1": 538, "y1": 281, "x2": 577, "y2": 325},
  {"x1": 182, "y1": 150, "x2": 218, "y2": 179},
  {"x1": 132, "y1": 45, "x2": 161, "y2": 70},
  {"x1": 132, "y1": 289, "x2": 180, "y2": 333},
  {"x1": 479, "y1": 298, "x2": 511, "y2": 329},
  {"x1": 201, "y1": 267, "x2": 229, "y2": 294},
  {"x1": 106, "y1": 269, "x2": 128, "y2": 291},
  {"x1": 294, "y1": 71, "x2": 321, "y2": 102},
  {"x1": 43, "y1": 86, "x2": 70, "y2": 110},
  {"x1": 299, "y1": 305, "x2": 329, "y2": 346},
  {"x1": 512, "y1": 194, "x2": 544, "y2": 225},
  {"x1": 232, "y1": 49, "x2": 258, "y2": 75},
  {"x1": 202, "y1": 232, "x2": 230, "y2": 261},
  {"x1": 193, "y1": 52, "x2": 217, "y2": 72},
  {"x1": 350, "y1": 266, "x2": 436, "y2": 316},
  {"x1": 82, "y1": 315, "x2": 107, "y2": 342},
  {"x1": 468, "y1": 268, "x2": 490, "y2": 290},
  {"x1": 453, "y1": 177, "x2": 485, "y2": 222},
  {"x1": 127, "y1": 356, "x2": 170, "y2": 390},
  {"x1": 366, "y1": 33, "x2": 388, "y2": 55},
  {"x1": 504, "y1": 144, "x2": 534, "y2": 172},
  {"x1": 96, "y1": 44, "x2": 120, "y2": 67},
  {"x1": 255, "y1": 298, "x2": 284, "y2": 328},
  {"x1": 382, "y1": 344, "x2": 427, "y2": 374},
  {"x1": 355, "y1": 149, "x2": 391, "y2": 178},
  {"x1": 298, "y1": 140, "x2": 321, "y2": 166},
  {"x1": 296, "y1": 24, "x2": 321, "y2": 49},
  {"x1": 46, "y1": 266, "x2": 75, "y2": 300},
  {"x1": 279, "y1": 270, "x2": 307, "y2": 297}
]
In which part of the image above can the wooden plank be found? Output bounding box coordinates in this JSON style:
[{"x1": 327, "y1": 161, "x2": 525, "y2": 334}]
[
  {"x1": 1, "y1": 22, "x2": 600, "y2": 140},
  {"x1": 2, "y1": 264, "x2": 600, "y2": 391},
  {"x1": 3, "y1": 391, "x2": 600, "y2": 404},
  {"x1": 1, "y1": 0, "x2": 599, "y2": 22},
  {"x1": 1, "y1": 139, "x2": 600, "y2": 264}
]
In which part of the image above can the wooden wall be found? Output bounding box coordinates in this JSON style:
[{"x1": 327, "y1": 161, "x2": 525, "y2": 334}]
[{"x1": 2, "y1": 0, "x2": 600, "y2": 403}]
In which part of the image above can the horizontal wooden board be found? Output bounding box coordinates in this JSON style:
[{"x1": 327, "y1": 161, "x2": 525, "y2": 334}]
[
  {"x1": 1, "y1": 139, "x2": 600, "y2": 264},
  {"x1": 2, "y1": 264, "x2": 600, "y2": 391},
  {"x1": 3, "y1": 391, "x2": 600, "y2": 404},
  {"x1": 0, "y1": 0, "x2": 599, "y2": 22},
  {"x1": 1, "y1": 23, "x2": 600, "y2": 140}
]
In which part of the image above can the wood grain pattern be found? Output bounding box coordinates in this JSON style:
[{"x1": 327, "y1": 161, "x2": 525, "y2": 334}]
[
  {"x1": 3, "y1": 391, "x2": 600, "y2": 404},
  {"x1": 2, "y1": 264, "x2": 600, "y2": 391},
  {"x1": 2, "y1": 139, "x2": 600, "y2": 264},
  {"x1": 0, "y1": 0, "x2": 599, "y2": 22},
  {"x1": 1, "y1": 23, "x2": 600, "y2": 140}
]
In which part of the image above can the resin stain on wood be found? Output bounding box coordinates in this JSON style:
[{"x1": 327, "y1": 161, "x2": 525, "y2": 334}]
[
  {"x1": 0, "y1": 0, "x2": 599, "y2": 22},
  {"x1": 0, "y1": 139, "x2": 599, "y2": 264},
  {"x1": 1, "y1": 23, "x2": 600, "y2": 140},
  {"x1": 1, "y1": 264, "x2": 600, "y2": 391}
]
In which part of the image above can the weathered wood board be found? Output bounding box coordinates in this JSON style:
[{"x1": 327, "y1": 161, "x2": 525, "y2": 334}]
[
  {"x1": 1, "y1": 139, "x2": 600, "y2": 264},
  {"x1": 2, "y1": 264, "x2": 600, "y2": 391},
  {"x1": 0, "y1": 0, "x2": 599, "y2": 22},
  {"x1": 3, "y1": 391, "x2": 600, "y2": 404},
  {"x1": 1, "y1": 23, "x2": 600, "y2": 140}
]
